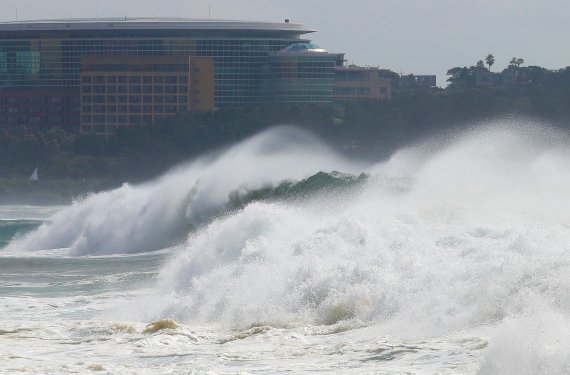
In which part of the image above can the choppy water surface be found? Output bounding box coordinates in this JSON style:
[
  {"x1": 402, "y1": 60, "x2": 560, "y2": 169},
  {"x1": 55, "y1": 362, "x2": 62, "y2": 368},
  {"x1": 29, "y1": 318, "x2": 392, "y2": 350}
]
[{"x1": 1, "y1": 125, "x2": 569, "y2": 374}]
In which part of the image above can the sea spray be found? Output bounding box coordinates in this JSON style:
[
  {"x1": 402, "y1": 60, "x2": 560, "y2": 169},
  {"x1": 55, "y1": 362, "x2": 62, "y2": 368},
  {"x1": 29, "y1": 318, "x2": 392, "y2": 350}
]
[
  {"x1": 113, "y1": 122, "x2": 569, "y2": 373},
  {"x1": 4, "y1": 127, "x2": 357, "y2": 255},
  {"x1": 3, "y1": 121, "x2": 570, "y2": 373}
]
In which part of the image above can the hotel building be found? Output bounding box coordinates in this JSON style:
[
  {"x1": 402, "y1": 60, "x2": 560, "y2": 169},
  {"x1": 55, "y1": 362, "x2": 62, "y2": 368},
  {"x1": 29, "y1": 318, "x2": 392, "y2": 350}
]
[{"x1": 0, "y1": 17, "x2": 338, "y2": 133}]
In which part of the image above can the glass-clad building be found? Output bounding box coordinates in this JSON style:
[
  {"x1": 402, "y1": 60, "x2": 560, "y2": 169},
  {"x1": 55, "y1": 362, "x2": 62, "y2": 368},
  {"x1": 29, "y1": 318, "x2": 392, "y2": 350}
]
[
  {"x1": 0, "y1": 17, "x2": 315, "y2": 130},
  {"x1": 264, "y1": 43, "x2": 344, "y2": 103}
]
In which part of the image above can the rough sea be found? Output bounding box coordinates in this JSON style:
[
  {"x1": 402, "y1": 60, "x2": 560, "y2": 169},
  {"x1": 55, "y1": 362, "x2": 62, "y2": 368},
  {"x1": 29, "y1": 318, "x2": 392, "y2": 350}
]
[{"x1": 1, "y1": 125, "x2": 569, "y2": 374}]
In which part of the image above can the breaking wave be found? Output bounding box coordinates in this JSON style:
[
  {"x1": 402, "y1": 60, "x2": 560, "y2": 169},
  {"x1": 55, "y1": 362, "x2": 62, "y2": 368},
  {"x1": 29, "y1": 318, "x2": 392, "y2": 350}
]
[
  {"x1": 4, "y1": 127, "x2": 359, "y2": 255},
  {"x1": 5, "y1": 121, "x2": 570, "y2": 373}
]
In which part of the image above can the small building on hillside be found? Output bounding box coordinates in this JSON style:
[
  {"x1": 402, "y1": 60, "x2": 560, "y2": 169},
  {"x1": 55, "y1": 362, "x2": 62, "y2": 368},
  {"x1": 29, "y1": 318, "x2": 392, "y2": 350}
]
[
  {"x1": 474, "y1": 69, "x2": 531, "y2": 87},
  {"x1": 334, "y1": 65, "x2": 391, "y2": 101},
  {"x1": 399, "y1": 74, "x2": 437, "y2": 88}
]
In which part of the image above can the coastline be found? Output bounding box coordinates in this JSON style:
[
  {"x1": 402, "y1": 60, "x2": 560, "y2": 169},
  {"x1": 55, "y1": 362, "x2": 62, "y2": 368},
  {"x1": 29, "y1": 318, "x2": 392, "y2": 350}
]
[{"x1": 0, "y1": 178, "x2": 119, "y2": 205}]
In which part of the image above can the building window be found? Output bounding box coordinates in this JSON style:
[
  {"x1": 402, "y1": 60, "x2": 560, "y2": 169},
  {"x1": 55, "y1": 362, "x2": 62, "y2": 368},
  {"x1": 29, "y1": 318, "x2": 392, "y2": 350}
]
[
  {"x1": 107, "y1": 95, "x2": 116, "y2": 103},
  {"x1": 143, "y1": 96, "x2": 152, "y2": 103},
  {"x1": 82, "y1": 76, "x2": 92, "y2": 84},
  {"x1": 129, "y1": 95, "x2": 141, "y2": 103},
  {"x1": 93, "y1": 105, "x2": 105, "y2": 113},
  {"x1": 93, "y1": 115, "x2": 105, "y2": 123},
  {"x1": 107, "y1": 76, "x2": 116, "y2": 84},
  {"x1": 118, "y1": 76, "x2": 127, "y2": 84},
  {"x1": 129, "y1": 76, "x2": 141, "y2": 84}
]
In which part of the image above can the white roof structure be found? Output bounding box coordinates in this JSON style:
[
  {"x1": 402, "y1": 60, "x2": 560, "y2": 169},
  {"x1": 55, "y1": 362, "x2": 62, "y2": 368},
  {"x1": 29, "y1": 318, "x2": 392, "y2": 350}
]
[{"x1": 0, "y1": 17, "x2": 315, "y2": 34}]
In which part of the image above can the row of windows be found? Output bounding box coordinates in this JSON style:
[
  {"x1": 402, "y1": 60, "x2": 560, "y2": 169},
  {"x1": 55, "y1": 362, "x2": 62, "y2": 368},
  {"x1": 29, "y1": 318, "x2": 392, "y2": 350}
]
[
  {"x1": 82, "y1": 95, "x2": 188, "y2": 105},
  {"x1": 269, "y1": 73, "x2": 335, "y2": 79},
  {"x1": 85, "y1": 64, "x2": 189, "y2": 72},
  {"x1": 271, "y1": 90, "x2": 334, "y2": 97},
  {"x1": 0, "y1": 96, "x2": 79, "y2": 104},
  {"x1": 82, "y1": 85, "x2": 189, "y2": 94},
  {"x1": 0, "y1": 105, "x2": 78, "y2": 113},
  {"x1": 82, "y1": 110, "x2": 186, "y2": 124},
  {"x1": 81, "y1": 75, "x2": 187, "y2": 84},
  {"x1": 333, "y1": 87, "x2": 389, "y2": 96},
  {"x1": 83, "y1": 103, "x2": 189, "y2": 114}
]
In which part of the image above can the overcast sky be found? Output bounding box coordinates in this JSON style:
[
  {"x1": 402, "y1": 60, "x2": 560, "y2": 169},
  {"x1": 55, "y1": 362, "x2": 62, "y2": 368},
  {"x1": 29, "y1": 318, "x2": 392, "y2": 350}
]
[{"x1": 2, "y1": 0, "x2": 569, "y2": 86}]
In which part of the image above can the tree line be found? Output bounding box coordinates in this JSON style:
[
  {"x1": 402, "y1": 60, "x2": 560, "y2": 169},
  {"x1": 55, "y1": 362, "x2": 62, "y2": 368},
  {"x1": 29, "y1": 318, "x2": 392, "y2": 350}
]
[{"x1": 1, "y1": 62, "x2": 570, "y2": 203}]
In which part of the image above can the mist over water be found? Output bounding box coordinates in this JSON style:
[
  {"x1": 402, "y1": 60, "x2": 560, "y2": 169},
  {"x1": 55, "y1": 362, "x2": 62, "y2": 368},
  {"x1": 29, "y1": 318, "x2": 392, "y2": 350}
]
[
  {"x1": 4, "y1": 121, "x2": 570, "y2": 373},
  {"x1": 5, "y1": 127, "x2": 357, "y2": 255}
]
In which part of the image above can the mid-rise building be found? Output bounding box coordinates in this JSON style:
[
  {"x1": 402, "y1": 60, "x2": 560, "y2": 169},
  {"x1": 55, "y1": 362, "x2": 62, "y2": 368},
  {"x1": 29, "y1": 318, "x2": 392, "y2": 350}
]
[
  {"x1": 80, "y1": 56, "x2": 214, "y2": 133},
  {"x1": 399, "y1": 74, "x2": 437, "y2": 88},
  {"x1": 334, "y1": 65, "x2": 391, "y2": 101},
  {"x1": 264, "y1": 43, "x2": 344, "y2": 103},
  {"x1": 0, "y1": 17, "x2": 320, "y2": 131}
]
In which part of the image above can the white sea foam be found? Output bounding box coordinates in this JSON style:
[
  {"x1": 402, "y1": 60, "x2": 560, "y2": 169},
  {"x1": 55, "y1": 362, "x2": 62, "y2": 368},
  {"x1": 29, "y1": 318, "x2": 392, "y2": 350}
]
[
  {"x1": 5, "y1": 127, "x2": 356, "y2": 255},
  {"x1": 4, "y1": 121, "x2": 570, "y2": 373},
  {"x1": 119, "y1": 122, "x2": 570, "y2": 373}
]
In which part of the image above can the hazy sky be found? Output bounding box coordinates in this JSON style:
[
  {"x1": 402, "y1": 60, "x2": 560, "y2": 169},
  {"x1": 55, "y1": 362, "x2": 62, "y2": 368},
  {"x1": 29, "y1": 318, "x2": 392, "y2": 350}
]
[{"x1": 2, "y1": 0, "x2": 569, "y2": 86}]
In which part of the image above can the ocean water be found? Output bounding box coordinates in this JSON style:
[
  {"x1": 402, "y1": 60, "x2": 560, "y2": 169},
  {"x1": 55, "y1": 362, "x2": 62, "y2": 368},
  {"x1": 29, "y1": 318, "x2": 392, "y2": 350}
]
[{"x1": 1, "y1": 125, "x2": 569, "y2": 374}]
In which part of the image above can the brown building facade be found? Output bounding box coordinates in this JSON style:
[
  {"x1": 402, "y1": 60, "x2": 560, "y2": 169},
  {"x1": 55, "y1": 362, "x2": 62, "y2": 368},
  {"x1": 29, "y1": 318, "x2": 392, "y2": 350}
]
[
  {"x1": 334, "y1": 66, "x2": 391, "y2": 101},
  {"x1": 80, "y1": 56, "x2": 214, "y2": 134}
]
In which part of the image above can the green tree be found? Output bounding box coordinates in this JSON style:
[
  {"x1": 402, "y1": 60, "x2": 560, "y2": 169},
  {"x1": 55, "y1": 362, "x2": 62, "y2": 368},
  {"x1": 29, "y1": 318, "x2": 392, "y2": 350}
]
[
  {"x1": 485, "y1": 54, "x2": 495, "y2": 72},
  {"x1": 509, "y1": 57, "x2": 524, "y2": 68}
]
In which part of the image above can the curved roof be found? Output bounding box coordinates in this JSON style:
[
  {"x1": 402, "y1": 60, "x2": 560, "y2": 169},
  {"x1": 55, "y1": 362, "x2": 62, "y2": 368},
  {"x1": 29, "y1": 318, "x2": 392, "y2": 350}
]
[
  {"x1": 0, "y1": 17, "x2": 315, "y2": 34},
  {"x1": 276, "y1": 42, "x2": 328, "y2": 55}
]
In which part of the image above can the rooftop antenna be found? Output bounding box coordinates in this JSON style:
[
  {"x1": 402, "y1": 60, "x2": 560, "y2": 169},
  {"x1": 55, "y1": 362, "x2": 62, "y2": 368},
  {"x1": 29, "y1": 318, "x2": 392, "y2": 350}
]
[{"x1": 209, "y1": 4, "x2": 211, "y2": 20}]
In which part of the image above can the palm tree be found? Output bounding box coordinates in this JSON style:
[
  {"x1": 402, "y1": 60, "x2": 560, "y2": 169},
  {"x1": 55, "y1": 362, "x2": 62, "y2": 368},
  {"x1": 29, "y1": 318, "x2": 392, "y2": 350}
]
[{"x1": 485, "y1": 54, "x2": 495, "y2": 72}]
